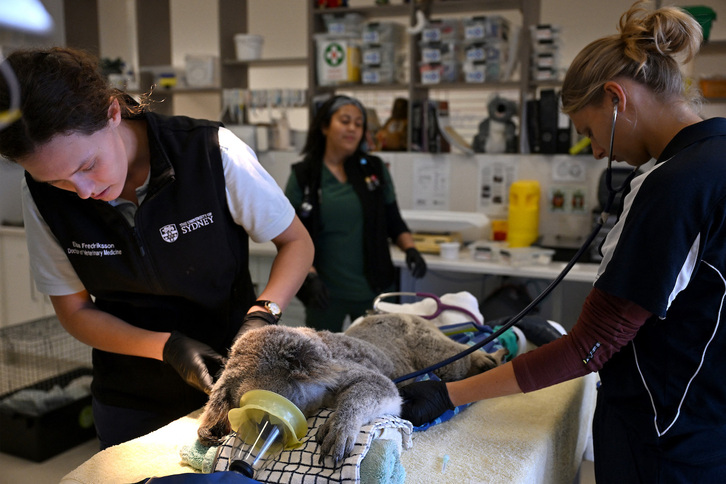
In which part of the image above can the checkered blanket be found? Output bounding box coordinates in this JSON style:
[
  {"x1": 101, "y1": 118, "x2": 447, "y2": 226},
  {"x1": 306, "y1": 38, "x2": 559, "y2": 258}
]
[{"x1": 212, "y1": 409, "x2": 412, "y2": 483}]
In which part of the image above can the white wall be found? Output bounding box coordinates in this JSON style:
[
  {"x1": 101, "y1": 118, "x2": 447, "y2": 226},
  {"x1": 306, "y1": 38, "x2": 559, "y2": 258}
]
[{"x1": 0, "y1": 0, "x2": 65, "y2": 224}]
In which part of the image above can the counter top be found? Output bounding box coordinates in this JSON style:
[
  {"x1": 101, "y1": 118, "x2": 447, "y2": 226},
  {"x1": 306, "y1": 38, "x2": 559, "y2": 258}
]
[
  {"x1": 2, "y1": 229, "x2": 594, "y2": 284},
  {"x1": 391, "y1": 247, "x2": 599, "y2": 283},
  {"x1": 0, "y1": 225, "x2": 26, "y2": 236}
]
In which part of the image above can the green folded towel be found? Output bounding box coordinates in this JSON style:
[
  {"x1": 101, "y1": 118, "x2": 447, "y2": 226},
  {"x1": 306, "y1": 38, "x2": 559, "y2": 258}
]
[
  {"x1": 180, "y1": 439, "x2": 217, "y2": 474},
  {"x1": 360, "y1": 439, "x2": 406, "y2": 484}
]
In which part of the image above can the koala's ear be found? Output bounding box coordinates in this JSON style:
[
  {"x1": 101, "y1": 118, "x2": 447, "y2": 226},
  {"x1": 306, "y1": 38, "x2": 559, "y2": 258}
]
[{"x1": 287, "y1": 344, "x2": 327, "y2": 381}]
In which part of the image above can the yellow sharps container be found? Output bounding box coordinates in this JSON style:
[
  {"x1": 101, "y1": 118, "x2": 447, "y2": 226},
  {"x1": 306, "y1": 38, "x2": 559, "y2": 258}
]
[{"x1": 507, "y1": 180, "x2": 540, "y2": 247}]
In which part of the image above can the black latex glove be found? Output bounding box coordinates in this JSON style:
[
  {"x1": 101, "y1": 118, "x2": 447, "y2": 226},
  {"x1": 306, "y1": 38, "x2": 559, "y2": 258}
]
[
  {"x1": 399, "y1": 380, "x2": 455, "y2": 426},
  {"x1": 233, "y1": 310, "x2": 277, "y2": 343},
  {"x1": 405, "y1": 247, "x2": 427, "y2": 279},
  {"x1": 162, "y1": 331, "x2": 225, "y2": 395},
  {"x1": 296, "y1": 272, "x2": 330, "y2": 309}
]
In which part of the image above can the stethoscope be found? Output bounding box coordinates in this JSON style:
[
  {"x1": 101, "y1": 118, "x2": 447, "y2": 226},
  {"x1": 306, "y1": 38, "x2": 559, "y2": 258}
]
[{"x1": 393, "y1": 97, "x2": 638, "y2": 384}]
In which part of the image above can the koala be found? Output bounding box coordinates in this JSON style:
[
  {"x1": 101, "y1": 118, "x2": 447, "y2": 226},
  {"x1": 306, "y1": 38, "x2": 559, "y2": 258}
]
[
  {"x1": 472, "y1": 95, "x2": 518, "y2": 153},
  {"x1": 197, "y1": 312, "x2": 507, "y2": 464}
]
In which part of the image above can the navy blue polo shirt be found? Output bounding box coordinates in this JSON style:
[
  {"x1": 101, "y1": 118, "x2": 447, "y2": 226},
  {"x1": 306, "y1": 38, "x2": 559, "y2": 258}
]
[{"x1": 595, "y1": 118, "x2": 726, "y2": 463}]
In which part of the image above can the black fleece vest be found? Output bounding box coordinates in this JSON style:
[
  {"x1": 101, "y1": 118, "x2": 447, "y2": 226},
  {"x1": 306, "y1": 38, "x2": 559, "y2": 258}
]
[
  {"x1": 292, "y1": 154, "x2": 396, "y2": 292},
  {"x1": 26, "y1": 113, "x2": 255, "y2": 410}
]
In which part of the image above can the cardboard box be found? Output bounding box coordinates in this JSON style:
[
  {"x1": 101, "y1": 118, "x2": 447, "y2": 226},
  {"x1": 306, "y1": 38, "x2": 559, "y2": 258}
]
[{"x1": 0, "y1": 368, "x2": 95, "y2": 462}]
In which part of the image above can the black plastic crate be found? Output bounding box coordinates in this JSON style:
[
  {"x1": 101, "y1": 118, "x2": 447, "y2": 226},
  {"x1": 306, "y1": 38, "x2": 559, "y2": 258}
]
[{"x1": 0, "y1": 367, "x2": 96, "y2": 462}]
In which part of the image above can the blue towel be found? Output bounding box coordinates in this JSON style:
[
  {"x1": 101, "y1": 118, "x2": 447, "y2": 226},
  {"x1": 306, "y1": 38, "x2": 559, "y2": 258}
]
[{"x1": 412, "y1": 323, "x2": 511, "y2": 431}]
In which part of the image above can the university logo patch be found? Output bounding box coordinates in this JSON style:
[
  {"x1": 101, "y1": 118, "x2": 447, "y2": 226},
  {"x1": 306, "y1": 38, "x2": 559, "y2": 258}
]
[{"x1": 160, "y1": 224, "x2": 179, "y2": 243}]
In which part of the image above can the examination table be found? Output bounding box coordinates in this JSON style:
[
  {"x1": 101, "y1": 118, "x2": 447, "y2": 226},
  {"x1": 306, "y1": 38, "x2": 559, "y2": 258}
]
[{"x1": 60, "y1": 372, "x2": 596, "y2": 484}]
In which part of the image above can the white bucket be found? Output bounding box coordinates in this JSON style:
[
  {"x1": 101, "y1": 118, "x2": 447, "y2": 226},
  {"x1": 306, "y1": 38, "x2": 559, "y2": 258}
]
[{"x1": 234, "y1": 34, "x2": 263, "y2": 60}]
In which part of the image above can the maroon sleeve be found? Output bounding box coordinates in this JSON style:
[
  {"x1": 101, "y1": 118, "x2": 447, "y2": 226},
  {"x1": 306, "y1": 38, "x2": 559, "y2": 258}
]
[{"x1": 511, "y1": 287, "x2": 652, "y2": 393}]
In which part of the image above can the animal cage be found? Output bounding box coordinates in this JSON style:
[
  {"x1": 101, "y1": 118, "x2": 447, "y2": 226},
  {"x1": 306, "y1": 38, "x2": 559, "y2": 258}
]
[
  {"x1": 0, "y1": 316, "x2": 92, "y2": 395},
  {"x1": 0, "y1": 316, "x2": 94, "y2": 461}
]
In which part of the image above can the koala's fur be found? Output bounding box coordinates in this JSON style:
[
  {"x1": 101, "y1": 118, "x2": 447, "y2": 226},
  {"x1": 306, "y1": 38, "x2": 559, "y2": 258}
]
[{"x1": 197, "y1": 312, "x2": 507, "y2": 464}]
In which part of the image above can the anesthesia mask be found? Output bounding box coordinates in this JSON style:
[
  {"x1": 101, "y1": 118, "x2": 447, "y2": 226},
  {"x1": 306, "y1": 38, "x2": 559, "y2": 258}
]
[{"x1": 227, "y1": 390, "x2": 308, "y2": 480}]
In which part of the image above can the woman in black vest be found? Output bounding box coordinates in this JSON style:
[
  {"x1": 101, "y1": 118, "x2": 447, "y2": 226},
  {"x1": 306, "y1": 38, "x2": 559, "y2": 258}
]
[
  {"x1": 0, "y1": 47, "x2": 313, "y2": 449},
  {"x1": 285, "y1": 95, "x2": 426, "y2": 332}
]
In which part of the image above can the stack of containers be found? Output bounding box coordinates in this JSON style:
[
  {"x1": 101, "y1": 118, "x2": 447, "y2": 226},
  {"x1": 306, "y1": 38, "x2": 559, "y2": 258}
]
[
  {"x1": 462, "y1": 15, "x2": 511, "y2": 83},
  {"x1": 419, "y1": 18, "x2": 461, "y2": 85},
  {"x1": 530, "y1": 24, "x2": 562, "y2": 82},
  {"x1": 315, "y1": 12, "x2": 364, "y2": 86},
  {"x1": 361, "y1": 21, "x2": 404, "y2": 85}
]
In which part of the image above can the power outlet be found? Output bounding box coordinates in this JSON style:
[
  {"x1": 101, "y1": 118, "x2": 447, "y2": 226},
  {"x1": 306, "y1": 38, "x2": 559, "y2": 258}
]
[{"x1": 552, "y1": 158, "x2": 586, "y2": 182}]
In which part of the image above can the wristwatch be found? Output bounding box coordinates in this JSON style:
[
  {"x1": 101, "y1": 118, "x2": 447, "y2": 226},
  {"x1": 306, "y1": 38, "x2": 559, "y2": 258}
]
[{"x1": 254, "y1": 300, "x2": 282, "y2": 320}]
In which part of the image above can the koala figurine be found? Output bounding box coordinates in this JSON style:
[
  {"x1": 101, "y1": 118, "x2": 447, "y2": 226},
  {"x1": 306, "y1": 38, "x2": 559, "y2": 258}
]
[{"x1": 472, "y1": 95, "x2": 518, "y2": 153}]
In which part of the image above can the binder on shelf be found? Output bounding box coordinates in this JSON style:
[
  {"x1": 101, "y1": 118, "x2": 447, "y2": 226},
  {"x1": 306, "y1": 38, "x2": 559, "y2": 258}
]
[
  {"x1": 410, "y1": 99, "x2": 450, "y2": 153},
  {"x1": 426, "y1": 100, "x2": 450, "y2": 154},
  {"x1": 526, "y1": 98, "x2": 540, "y2": 153},
  {"x1": 556, "y1": 110, "x2": 572, "y2": 154},
  {"x1": 538, "y1": 89, "x2": 558, "y2": 154},
  {"x1": 410, "y1": 100, "x2": 424, "y2": 152}
]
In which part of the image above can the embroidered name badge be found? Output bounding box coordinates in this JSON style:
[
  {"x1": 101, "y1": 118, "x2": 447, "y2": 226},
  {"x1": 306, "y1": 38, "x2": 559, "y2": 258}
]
[
  {"x1": 67, "y1": 241, "x2": 122, "y2": 257},
  {"x1": 159, "y1": 224, "x2": 179, "y2": 243},
  {"x1": 159, "y1": 212, "x2": 214, "y2": 243},
  {"x1": 179, "y1": 212, "x2": 214, "y2": 235}
]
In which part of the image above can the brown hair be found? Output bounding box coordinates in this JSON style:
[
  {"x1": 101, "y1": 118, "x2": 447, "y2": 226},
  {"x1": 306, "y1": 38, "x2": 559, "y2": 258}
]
[
  {"x1": 0, "y1": 47, "x2": 147, "y2": 161},
  {"x1": 561, "y1": 0, "x2": 702, "y2": 114}
]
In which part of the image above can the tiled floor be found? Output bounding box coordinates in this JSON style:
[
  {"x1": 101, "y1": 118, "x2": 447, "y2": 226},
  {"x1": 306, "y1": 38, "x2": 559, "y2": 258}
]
[{"x1": 0, "y1": 437, "x2": 99, "y2": 484}]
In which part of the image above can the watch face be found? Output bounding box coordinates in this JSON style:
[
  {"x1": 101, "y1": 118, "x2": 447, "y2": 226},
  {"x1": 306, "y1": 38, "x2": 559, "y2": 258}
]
[{"x1": 265, "y1": 301, "x2": 281, "y2": 317}]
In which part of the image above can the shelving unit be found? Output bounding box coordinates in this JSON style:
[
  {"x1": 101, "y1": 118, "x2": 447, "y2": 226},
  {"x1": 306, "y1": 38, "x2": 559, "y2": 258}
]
[
  {"x1": 63, "y1": 0, "x2": 304, "y2": 118},
  {"x1": 223, "y1": 58, "x2": 308, "y2": 68},
  {"x1": 307, "y1": 0, "x2": 544, "y2": 152}
]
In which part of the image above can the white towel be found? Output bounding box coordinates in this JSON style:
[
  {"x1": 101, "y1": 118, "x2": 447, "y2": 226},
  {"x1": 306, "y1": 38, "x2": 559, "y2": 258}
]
[{"x1": 367, "y1": 291, "x2": 485, "y2": 327}]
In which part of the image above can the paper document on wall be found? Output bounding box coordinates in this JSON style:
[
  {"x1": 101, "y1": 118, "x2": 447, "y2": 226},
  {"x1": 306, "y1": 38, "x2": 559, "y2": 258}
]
[
  {"x1": 478, "y1": 158, "x2": 516, "y2": 217},
  {"x1": 412, "y1": 156, "x2": 450, "y2": 210}
]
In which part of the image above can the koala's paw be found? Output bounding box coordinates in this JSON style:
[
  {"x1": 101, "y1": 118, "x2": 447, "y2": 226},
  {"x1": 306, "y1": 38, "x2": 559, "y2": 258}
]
[
  {"x1": 197, "y1": 420, "x2": 230, "y2": 447},
  {"x1": 468, "y1": 347, "x2": 509, "y2": 375},
  {"x1": 315, "y1": 414, "x2": 358, "y2": 465}
]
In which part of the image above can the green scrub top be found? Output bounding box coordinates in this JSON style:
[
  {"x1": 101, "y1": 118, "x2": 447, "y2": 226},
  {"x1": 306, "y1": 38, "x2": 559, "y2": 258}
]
[{"x1": 285, "y1": 162, "x2": 397, "y2": 301}]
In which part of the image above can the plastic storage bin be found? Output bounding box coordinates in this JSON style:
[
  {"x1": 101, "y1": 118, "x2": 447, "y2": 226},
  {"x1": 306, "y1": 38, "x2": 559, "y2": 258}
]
[
  {"x1": 362, "y1": 21, "x2": 403, "y2": 45},
  {"x1": 464, "y1": 40, "x2": 509, "y2": 81},
  {"x1": 419, "y1": 61, "x2": 458, "y2": 84},
  {"x1": 234, "y1": 34, "x2": 263, "y2": 60},
  {"x1": 420, "y1": 41, "x2": 459, "y2": 63},
  {"x1": 463, "y1": 16, "x2": 510, "y2": 41},
  {"x1": 422, "y1": 18, "x2": 461, "y2": 43},
  {"x1": 362, "y1": 66, "x2": 395, "y2": 84},
  {"x1": 322, "y1": 12, "x2": 364, "y2": 36},
  {"x1": 0, "y1": 368, "x2": 94, "y2": 462},
  {"x1": 463, "y1": 61, "x2": 486, "y2": 83},
  {"x1": 361, "y1": 44, "x2": 396, "y2": 67}
]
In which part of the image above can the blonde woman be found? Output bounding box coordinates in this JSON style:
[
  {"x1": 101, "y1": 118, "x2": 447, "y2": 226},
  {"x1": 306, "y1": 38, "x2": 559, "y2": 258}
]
[{"x1": 400, "y1": 2, "x2": 726, "y2": 480}]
